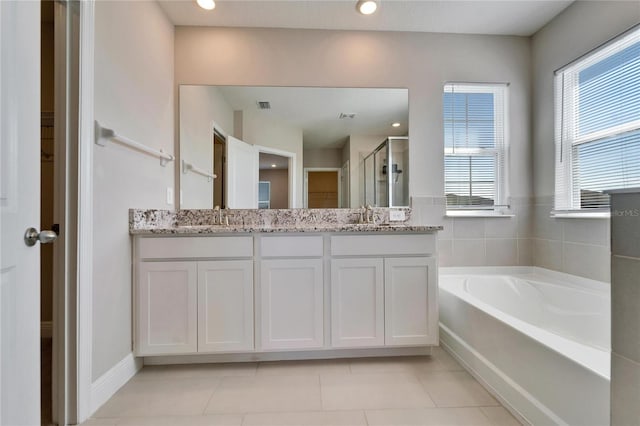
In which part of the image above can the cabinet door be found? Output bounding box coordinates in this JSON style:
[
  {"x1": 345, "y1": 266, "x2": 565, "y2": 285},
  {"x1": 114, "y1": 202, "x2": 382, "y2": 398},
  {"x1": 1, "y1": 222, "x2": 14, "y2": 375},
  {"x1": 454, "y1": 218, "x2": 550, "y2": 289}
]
[
  {"x1": 137, "y1": 262, "x2": 197, "y2": 356},
  {"x1": 384, "y1": 257, "x2": 437, "y2": 346},
  {"x1": 260, "y1": 259, "x2": 323, "y2": 350},
  {"x1": 331, "y1": 258, "x2": 384, "y2": 348},
  {"x1": 198, "y1": 260, "x2": 254, "y2": 352}
]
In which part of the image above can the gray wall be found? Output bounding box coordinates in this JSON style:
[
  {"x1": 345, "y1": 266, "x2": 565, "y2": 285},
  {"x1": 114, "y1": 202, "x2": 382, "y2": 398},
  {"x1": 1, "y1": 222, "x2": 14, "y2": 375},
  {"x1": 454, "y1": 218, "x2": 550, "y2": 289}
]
[
  {"x1": 174, "y1": 26, "x2": 534, "y2": 247},
  {"x1": 610, "y1": 192, "x2": 640, "y2": 424},
  {"x1": 530, "y1": 1, "x2": 640, "y2": 282},
  {"x1": 93, "y1": 1, "x2": 175, "y2": 380}
]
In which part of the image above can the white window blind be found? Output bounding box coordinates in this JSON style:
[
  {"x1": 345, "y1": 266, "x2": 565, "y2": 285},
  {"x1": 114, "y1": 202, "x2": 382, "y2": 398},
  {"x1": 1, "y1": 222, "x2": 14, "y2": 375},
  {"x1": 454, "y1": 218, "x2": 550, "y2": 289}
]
[
  {"x1": 443, "y1": 83, "x2": 508, "y2": 209},
  {"x1": 555, "y1": 26, "x2": 640, "y2": 212}
]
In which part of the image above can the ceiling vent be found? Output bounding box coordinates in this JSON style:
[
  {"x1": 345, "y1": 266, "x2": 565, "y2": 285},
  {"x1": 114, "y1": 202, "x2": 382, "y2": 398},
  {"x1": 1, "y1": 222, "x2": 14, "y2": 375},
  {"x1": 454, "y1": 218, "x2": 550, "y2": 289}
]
[
  {"x1": 339, "y1": 113, "x2": 356, "y2": 119},
  {"x1": 257, "y1": 101, "x2": 271, "y2": 110}
]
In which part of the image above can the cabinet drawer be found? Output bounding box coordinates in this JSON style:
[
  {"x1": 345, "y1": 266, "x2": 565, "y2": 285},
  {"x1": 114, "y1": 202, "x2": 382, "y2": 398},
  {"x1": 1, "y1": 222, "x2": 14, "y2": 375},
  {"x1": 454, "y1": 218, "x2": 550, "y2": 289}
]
[
  {"x1": 330, "y1": 234, "x2": 435, "y2": 257},
  {"x1": 261, "y1": 235, "x2": 323, "y2": 257},
  {"x1": 137, "y1": 236, "x2": 253, "y2": 259}
]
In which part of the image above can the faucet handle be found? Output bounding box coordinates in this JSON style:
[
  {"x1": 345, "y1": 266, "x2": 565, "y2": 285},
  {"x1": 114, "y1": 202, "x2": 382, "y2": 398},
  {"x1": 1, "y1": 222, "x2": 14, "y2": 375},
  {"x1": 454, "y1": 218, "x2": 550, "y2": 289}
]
[{"x1": 213, "y1": 205, "x2": 220, "y2": 224}]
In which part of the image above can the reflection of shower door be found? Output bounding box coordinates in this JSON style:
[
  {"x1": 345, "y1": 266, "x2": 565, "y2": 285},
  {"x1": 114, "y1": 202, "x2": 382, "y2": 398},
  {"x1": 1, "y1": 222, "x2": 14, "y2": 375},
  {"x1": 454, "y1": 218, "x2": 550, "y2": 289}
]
[
  {"x1": 341, "y1": 161, "x2": 350, "y2": 208},
  {"x1": 226, "y1": 136, "x2": 257, "y2": 208}
]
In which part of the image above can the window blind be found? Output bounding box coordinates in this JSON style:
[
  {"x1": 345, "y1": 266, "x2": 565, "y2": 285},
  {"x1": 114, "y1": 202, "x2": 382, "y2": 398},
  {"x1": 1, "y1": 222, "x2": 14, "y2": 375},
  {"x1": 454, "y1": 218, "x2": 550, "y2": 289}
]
[
  {"x1": 443, "y1": 83, "x2": 507, "y2": 208},
  {"x1": 555, "y1": 26, "x2": 640, "y2": 211}
]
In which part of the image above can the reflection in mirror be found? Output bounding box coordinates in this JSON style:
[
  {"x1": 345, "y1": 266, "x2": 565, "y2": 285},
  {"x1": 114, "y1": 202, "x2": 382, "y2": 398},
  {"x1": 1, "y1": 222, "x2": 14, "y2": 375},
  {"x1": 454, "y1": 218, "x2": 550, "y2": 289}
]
[
  {"x1": 363, "y1": 137, "x2": 409, "y2": 207},
  {"x1": 179, "y1": 85, "x2": 408, "y2": 209},
  {"x1": 259, "y1": 153, "x2": 289, "y2": 209}
]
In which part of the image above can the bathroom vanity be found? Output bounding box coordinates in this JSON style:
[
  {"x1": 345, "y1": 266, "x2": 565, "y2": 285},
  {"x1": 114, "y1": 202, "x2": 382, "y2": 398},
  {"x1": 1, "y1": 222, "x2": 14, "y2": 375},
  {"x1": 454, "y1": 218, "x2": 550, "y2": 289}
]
[{"x1": 130, "y1": 208, "x2": 441, "y2": 362}]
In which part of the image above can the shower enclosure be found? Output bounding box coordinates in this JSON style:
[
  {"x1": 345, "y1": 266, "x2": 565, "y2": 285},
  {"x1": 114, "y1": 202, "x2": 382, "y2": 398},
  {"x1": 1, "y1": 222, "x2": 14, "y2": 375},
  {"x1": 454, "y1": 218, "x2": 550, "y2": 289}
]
[{"x1": 362, "y1": 137, "x2": 409, "y2": 207}]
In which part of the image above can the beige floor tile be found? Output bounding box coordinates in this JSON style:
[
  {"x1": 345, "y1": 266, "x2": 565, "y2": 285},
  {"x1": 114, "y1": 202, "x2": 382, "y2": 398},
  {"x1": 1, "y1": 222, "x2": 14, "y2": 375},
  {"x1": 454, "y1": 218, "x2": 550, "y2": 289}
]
[
  {"x1": 115, "y1": 414, "x2": 243, "y2": 425},
  {"x1": 134, "y1": 363, "x2": 257, "y2": 381},
  {"x1": 93, "y1": 377, "x2": 220, "y2": 418},
  {"x1": 205, "y1": 375, "x2": 322, "y2": 414},
  {"x1": 365, "y1": 407, "x2": 493, "y2": 426},
  {"x1": 242, "y1": 410, "x2": 367, "y2": 426},
  {"x1": 256, "y1": 359, "x2": 351, "y2": 376},
  {"x1": 320, "y1": 372, "x2": 436, "y2": 410},
  {"x1": 419, "y1": 371, "x2": 499, "y2": 408},
  {"x1": 349, "y1": 354, "x2": 463, "y2": 375},
  {"x1": 431, "y1": 347, "x2": 465, "y2": 371},
  {"x1": 479, "y1": 407, "x2": 522, "y2": 426}
]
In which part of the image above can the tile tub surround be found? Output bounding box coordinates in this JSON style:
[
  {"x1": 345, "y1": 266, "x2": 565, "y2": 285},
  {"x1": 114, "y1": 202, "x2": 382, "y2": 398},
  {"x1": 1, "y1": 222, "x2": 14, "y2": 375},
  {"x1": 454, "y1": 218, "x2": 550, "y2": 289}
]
[
  {"x1": 436, "y1": 197, "x2": 534, "y2": 268},
  {"x1": 83, "y1": 351, "x2": 521, "y2": 426},
  {"x1": 531, "y1": 196, "x2": 611, "y2": 283},
  {"x1": 610, "y1": 190, "x2": 640, "y2": 425},
  {"x1": 128, "y1": 207, "x2": 444, "y2": 234}
]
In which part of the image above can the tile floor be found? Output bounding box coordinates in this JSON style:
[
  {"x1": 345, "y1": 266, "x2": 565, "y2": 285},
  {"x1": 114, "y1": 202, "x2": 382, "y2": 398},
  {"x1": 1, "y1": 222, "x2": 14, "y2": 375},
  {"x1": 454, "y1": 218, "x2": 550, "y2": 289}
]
[{"x1": 82, "y1": 348, "x2": 521, "y2": 426}]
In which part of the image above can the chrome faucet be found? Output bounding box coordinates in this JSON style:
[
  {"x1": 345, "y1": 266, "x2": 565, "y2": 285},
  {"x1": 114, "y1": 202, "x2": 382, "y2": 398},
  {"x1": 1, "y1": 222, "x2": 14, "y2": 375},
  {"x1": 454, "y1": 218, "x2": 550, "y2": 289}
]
[
  {"x1": 213, "y1": 205, "x2": 221, "y2": 224},
  {"x1": 365, "y1": 204, "x2": 373, "y2": 223},
  {"x1": 222, "y1": 208, "x2": 230, "y2": 226},
  {"x1": 358, "y1": 206, "x2": 366, "y2": 224}
]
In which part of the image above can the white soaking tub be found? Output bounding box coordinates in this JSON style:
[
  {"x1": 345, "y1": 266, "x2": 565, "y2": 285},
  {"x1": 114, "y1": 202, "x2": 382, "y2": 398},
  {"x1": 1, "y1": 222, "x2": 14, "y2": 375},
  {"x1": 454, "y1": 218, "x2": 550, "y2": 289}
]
[{"x1": 439, "y1": 267, "x2": 610, "y2": 426}]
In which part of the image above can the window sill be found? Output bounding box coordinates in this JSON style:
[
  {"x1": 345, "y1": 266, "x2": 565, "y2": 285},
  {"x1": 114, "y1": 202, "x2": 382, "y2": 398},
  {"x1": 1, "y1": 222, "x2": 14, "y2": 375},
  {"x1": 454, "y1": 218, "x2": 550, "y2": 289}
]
[
  {"x1": 446, "y1": 211, "x2": 515, "y2": 218},
  {"x1": 550, "y1": 210, "x2": 610, "y2": 219}
]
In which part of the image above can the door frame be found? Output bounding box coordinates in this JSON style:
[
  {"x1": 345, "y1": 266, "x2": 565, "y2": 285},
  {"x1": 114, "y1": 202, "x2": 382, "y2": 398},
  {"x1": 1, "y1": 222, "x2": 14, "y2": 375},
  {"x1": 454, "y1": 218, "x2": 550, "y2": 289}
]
[
  {"x1": 211, "y1": 123, "x2": 227, "y2": 209},
  {"x1": 256, "y1": 145, "x2": 297, "y2": 208},
  {"x1": 76, "y1": 0, "x2": 96, "y2": 423},
  {"x1": 303, "y1": 167, "x2": 342, "y2": 208}
]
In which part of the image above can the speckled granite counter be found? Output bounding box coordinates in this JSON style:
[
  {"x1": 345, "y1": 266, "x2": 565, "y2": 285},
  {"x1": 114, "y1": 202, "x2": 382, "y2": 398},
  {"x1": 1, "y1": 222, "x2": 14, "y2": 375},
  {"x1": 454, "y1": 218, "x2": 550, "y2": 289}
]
[{"x1": 129, "y1": 208, "x2": 442, "y2": 235}]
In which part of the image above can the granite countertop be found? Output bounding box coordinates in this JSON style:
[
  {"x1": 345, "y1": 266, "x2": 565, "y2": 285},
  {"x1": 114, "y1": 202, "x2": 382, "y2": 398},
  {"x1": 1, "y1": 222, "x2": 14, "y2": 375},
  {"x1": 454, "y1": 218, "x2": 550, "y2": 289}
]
[
  {"x1": 129, "y1": 208, "x2": 442, "y2": 235},
  {"x1": 130, "y1": 223, "x2": 442, "y2": 235}
]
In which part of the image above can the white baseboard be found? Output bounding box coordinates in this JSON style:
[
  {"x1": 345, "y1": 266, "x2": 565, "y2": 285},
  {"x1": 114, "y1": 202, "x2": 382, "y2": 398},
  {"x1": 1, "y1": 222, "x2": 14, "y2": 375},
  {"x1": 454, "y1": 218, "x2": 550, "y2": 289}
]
[
  {"x1": 90, "y1": 352, "x2": 142, "y2": 415},
  {"x1": 41, "y1": 321, "x2": 53, "y2": 338},
  {"x1": 144, "y1": 346, "x2": 432, "y2": 365}
]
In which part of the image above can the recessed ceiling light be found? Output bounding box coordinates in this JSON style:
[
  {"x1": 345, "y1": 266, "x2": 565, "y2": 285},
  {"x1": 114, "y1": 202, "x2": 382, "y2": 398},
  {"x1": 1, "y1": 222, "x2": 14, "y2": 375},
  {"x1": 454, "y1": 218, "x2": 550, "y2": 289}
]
[
  {"x1": 392, "y1": 122, "x2": 401, "y2": 128},
  {"x1": 271, "y1": 164, "x2": 277, "y2": 168},
  {"x1": 196, "y1": 0, "x2": 215, "y2": 10},
  {"x1": 356, "y1": 0, "x2": 378, "y2": 15}
]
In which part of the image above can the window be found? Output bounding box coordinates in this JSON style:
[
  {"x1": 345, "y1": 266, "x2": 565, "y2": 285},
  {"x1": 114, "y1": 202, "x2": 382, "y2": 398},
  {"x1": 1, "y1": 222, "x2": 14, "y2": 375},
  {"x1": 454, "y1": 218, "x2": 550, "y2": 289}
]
[
  {"x1": 555, "y1": 26, "x2": 640, "y2": 212},
  {"x1": 443, "y1": 83, "x2": 508, "y2": 210}
]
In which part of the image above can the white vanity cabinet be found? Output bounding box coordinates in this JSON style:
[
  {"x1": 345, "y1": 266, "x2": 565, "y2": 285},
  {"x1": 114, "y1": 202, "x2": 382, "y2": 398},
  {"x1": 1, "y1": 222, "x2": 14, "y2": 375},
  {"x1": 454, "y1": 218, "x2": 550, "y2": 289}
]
[
  {"x1": 384, "y1": 257, "x2": 437, "y2": 346},
  {"x1": 135, "y1": 236, "x2": 254, "y2": 356},
  {"x1": 331, "y1": 258, "x2": 384, "y2": 347},
  {"x1": 259, "y1": 236, "x2": 324, "y2": 350},
  {"x1": 137, "y1": 261, "x2": 198, "y2": 355},
  {"x1": 330, "y1": 234, "x2": 438, "y2": 347},
  {"x1": 198, "y1": 260, "x2": 254, "y2": 352},
  {"x1": 133, "y1": 230, "x2": 438, "y2": 359}
]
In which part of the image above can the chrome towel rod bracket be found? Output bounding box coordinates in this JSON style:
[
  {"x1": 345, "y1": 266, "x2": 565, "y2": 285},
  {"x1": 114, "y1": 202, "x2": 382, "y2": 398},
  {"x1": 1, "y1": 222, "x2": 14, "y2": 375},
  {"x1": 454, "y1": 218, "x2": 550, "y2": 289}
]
[{"x1": 94, "y1": 120, "x2": 174, "y2": 167}]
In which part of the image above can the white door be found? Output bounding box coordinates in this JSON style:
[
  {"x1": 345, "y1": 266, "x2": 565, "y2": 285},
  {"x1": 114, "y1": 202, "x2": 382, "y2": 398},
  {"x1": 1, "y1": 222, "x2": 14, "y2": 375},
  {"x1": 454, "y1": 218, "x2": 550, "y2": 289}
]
[
  {"x1": 260, "y1": 259, "x2": 323, "y2": 350},
  {"x1": 384, "y1": 257, "x2": 438, "y2": 346},
  {"x1": 0, "y1": 2, "x2": 43, "y2": 424},
  {"x1": 198, "y1": 260, "x2": 254, "y2": 352},
  {"x1": 330, "y1": 258, "x2": 384, "y2": 348},
  {"x1": 226, "y1": 135, "x2": 257, "y2": 208},
  {"x1": 137, "y1": 262, "x2": 198, "y2": 356}
]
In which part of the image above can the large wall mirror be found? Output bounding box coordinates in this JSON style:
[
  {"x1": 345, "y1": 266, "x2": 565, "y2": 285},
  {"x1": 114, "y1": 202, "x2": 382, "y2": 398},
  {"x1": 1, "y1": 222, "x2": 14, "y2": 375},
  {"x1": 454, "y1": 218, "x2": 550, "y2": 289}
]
[{"x1": 179, "y1": 85, "x2": 409, "y2": 209}]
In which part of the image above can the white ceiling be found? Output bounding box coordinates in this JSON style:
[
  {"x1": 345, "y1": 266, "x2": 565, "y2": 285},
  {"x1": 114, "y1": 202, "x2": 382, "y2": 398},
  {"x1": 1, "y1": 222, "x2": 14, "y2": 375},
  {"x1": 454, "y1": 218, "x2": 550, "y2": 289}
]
[
  {"x1": 158, "y1": 0, "x2": 573, "y2": 37},
  {"x1": 217, "y1": 86, "x2": 408, "y2": 149},
  {"x1": 259, "y1": 152, "x2": 290, "y2": 169}
]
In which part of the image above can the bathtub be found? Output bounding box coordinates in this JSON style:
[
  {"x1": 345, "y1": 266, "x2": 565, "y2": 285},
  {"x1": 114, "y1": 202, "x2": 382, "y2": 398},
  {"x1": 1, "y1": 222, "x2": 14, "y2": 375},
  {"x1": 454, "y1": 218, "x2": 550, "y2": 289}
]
[{"x1": 439, "y1": 266, "x2": 610, "y2": 426}]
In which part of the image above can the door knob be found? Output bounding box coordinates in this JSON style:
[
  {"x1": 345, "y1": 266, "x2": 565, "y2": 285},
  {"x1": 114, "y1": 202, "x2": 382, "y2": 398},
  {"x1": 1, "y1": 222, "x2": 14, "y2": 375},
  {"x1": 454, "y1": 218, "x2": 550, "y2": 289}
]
[{"x1": 24, "y1": 227, "x2": 58, "y2": 247}]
